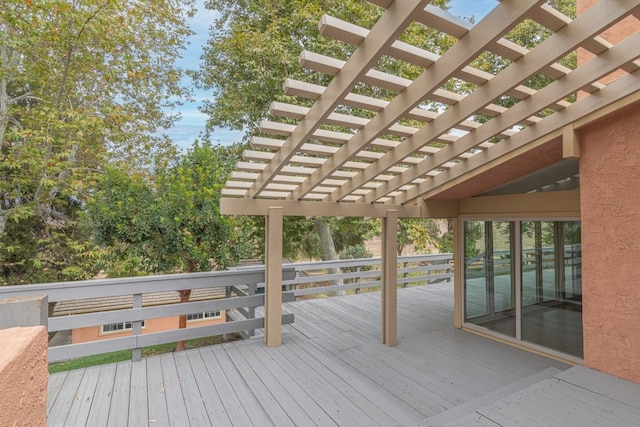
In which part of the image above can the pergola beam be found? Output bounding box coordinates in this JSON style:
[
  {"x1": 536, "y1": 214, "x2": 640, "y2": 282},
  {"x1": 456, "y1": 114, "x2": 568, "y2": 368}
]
[
  {"x1": 306, "y1": 0, "x2": 545, "y2": 203},
  {"x1": 410, "y1": 71, "x2": 640, "y2": 203},
  {"x1": 245, "y1": 0, "x2": 431, "y2": 198},
  {"x1": 366, "y1": 0, "x2": 640, "y2": 204},
  {"x1": 221, "y1": 197, "x2": 422, "y2": 218},
  {"x1": 391, "y1": 23, "x2": 640, "y2": 204}
]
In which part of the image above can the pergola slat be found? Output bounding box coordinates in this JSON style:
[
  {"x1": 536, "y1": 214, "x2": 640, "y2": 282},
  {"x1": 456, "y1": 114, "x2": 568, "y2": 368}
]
[
  {"x1": 362, "y1": 0, "x2": 640, "y2": 203},
  {"x1": 221, "y1": 0, "x2": 640, "y2": 216},
  {"x1": 294, "y1": 0, "x2": 547, "y2": 202},
  {"x1": 245, "y1": 0, "x2": 433, "y2": 199}
]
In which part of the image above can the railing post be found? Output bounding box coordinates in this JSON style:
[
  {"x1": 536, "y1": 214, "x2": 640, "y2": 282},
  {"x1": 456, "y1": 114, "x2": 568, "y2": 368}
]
[
  {"x1": 403, "y1": 261, "x2": 409, "y2": 288},
  {"x1": 382, "y1": 210, "x2": 398, "y2": 346},
  {"x1": 355, "y1": 266, "x2": 361, "y2": 294},
  {"x1": 0, "y1": 295, "x2": 48, "y2": 330},
  {"x1": 248, "y1": 283, "x2": 256, "y2": 337},
  {"x1": 132, "y1": 293, "x2": 142, "y2": 362}
]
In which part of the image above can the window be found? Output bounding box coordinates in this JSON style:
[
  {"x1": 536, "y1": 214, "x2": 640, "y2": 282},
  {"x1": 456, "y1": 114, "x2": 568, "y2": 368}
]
[
  {"x1": 187, "y1": 311, "x2": 221, "y2": 321},
  {"x1": 101, "y1": 320, "x2": 145, "y2": 334}
]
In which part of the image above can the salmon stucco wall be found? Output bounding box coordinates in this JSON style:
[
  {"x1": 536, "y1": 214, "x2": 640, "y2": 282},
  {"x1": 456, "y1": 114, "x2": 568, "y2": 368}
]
[
  {"x1": 72, "y1": 312, "x2": 225, "y2": 344},
  {"x1": 577, "y1": 0, "x2": 640, "y2": 89},
  {"x1": 0, "y1": 326, "x2": 48, "y2": 426},
  {"x1": 580, "y1": 103, "x2": 640, "y2": 383}
]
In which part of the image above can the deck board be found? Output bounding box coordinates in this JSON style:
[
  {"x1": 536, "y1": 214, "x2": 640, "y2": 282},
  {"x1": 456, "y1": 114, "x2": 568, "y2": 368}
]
[
  {"x1": 145, "y1": 355, "x2": 168, "y2": 427},
  {"x1": 214, "y1": 345, "x2": 274, "y2": 425},
  {"x1": 107, "y1": 360, "x2": 132, "y2": 427},
  {"x1": 173, "y1": 351, "x2": 212, "y2": 427},
  {"x1": 249, "y1": 341, "x2": 339, "y2": 426},
  {"x1": 64, "y1": 365, "x2": 100, "y2": 426},
  {"x1": 85, "y1": 363, "x2": 117, "y2": 427},
  {"x1": 48, "y1": 368, "x2": 84, "y2": 426},
  {"x1": 127, "y1": 360, "x2": 148, "y2": 427},
  {"x1": 158, "y1": 354, "x2": 190, "y2": 426},
  {"x1": 196, "y1": 346, "x2": 251, "y2": 425},
  {"x1": 184, "y1": 348, "x2": 233, "y2": 425},
  {"x1": 47, "y1": 371, "x2": 68, "y2": 415},
  {"x1": 46, "y1": 283, "x2": 640, "y2": 426}
]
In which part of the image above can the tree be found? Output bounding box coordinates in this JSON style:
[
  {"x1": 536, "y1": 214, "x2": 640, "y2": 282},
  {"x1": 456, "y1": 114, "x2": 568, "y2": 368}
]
[
  {"x1": 86, "y1": 142, "x2": 255, "y2": 350},
  {"x1": 1, "y1": 0, "x2": 193, "y2": 284}
]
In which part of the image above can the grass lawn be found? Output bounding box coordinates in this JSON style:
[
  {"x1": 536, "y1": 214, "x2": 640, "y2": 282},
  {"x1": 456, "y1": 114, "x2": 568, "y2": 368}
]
[{"x1": 48, "y1": 335, "x2": 237, "y2": 374}]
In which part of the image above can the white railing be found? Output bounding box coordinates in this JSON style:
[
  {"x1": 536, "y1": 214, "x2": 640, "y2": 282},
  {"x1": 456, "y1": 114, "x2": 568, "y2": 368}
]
[{"x1": 0, "y1": 254, "x2": 453, "y2": 362}]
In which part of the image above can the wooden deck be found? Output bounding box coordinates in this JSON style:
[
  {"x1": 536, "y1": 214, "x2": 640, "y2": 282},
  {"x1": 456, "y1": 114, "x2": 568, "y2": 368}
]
[{"x1": 46, "y1": 283, "x2": 640, "y2": 426}]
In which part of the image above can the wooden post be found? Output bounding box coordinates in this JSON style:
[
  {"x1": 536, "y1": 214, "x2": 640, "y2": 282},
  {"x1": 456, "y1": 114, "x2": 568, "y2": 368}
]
[
  {"x1": 132, "y1": 293, "x2": 142, "y2": 362},
  {"x1": 0, "y1": 295, "x2": 48, "y2": 329},
  {"x1": 453, "y1": 216, "x2": 463, "y2": 328},
  {"x1": 381, "y1": 210, "x2": 398, "y2": 346},
  {"x1": 265, "y1": 207, "x2": 283, "y2": 347}
]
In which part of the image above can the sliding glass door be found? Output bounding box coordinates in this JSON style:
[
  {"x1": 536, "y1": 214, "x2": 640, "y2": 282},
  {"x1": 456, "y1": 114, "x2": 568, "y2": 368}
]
[
  {"x1": 464, "y1": 221, "x2": 515, "y2": 338},
  {"x1": 464, "y1": 220, "x2": 583, "y2": 358}
]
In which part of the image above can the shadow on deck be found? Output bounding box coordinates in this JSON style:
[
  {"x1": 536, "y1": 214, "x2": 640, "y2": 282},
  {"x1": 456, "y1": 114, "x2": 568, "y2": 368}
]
[{"x1": 46, "y1": 283, "x2": 640, "y2": 426}]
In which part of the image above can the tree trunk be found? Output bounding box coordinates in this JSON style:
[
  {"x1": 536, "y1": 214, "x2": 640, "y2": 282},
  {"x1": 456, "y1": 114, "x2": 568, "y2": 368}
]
[
  {"x1": 176, "y1": 289, "x2": 192, "y2": 351},
  {"x1": 314, "y1": 217, "x2": 344, "y2": 296}
]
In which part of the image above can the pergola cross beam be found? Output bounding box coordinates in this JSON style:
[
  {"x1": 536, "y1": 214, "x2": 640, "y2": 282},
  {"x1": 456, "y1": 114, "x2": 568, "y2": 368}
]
[
  {"x1": 367, "y1": 0, "x2": 640, "y2": 204},
  {"x1": 289, "y1": 0, "x2": 546, "y2": 202},
  {"x1": 244, "y1": 0, "x2": 432, "y2": 199}
]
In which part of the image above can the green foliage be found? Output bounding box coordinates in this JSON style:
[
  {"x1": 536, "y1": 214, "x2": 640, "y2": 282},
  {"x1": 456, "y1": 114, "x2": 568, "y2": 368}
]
[
  {"x1": 1, "y1": 0, "x2": 194, "y2": 284},
  {"x1": 86, "y1": 142, "x2": 256, "y2": 275},
  {"x1": 398, "y1": 219, "x2": 441, "y2": 255},
  {"x1": 463, "y1": 221, "x2": 484, "y2": 258},
  {"x1": 194, "y1": 0, "x2": 460, "y2": 261},
  {"x1": 339, "y1": 244, "x2": 373, "y2": 261},
  {"x1": 197, "y1": 0, "x2": 452, "y2": 132}
]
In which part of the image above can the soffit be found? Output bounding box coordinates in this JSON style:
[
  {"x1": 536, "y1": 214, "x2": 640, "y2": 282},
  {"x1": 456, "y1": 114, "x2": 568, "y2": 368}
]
[{"x1": 221, "y1": 0, "x2": 640, "y2": 215}]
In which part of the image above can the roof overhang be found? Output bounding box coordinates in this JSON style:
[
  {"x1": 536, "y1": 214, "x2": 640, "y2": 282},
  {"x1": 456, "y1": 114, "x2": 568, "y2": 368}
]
[{"x1": 221, "y1": 0, "x2": 640, "y2": 217}]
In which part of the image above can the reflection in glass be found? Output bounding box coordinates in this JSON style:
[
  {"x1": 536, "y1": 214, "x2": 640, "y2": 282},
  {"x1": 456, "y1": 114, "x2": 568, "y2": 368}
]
[
  {"x1": 463, "y1": 220, "x2": 583, "y2": 358},
  {"x1": 464, "y1": 221, "x2": 515, "y2": 337}
]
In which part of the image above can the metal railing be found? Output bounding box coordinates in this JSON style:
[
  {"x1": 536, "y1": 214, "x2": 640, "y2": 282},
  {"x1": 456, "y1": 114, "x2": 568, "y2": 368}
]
[{"x1": 0, "y1": 254, "x2": 453, "y2": 362}]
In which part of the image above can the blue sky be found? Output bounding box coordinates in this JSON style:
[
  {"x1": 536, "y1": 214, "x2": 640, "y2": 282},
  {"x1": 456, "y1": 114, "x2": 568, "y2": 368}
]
[{"x1": 166, "y1": 0, "x2": 497, "y2": 150}]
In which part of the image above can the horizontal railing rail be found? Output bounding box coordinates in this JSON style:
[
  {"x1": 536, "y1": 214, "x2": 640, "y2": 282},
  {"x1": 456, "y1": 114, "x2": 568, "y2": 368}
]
[
  {"x1": 232, "y1": 254, "x2": 454, "y2": 298},
  {"x1": 0, "y1": 254, "x2": 453, "y2": 363},
  {"x1": 0, "y1": 268, "x2": 295, "y2": 363}
]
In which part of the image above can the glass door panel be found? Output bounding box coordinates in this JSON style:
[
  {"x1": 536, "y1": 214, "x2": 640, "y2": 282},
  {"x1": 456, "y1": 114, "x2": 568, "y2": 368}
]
[
  {"x1": 464, "y1": 221, "x2": 488, "y2": 319},
  {"x1": 521, "y1": 221, "x2": 583, "y2": 357},
  {"x1": 464, "y1": 221, "x2": 515, "y2": 337}
]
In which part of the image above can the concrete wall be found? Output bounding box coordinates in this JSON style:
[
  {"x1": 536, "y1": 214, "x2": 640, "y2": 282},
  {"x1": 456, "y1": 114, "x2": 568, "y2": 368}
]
[
  {"x1": 0, "y1": 326, "x2": 48, "y2": 426},
  {"x1": 71, "y1": 311, "x2": 225, "y2": 344},
  {"x1": 580, "y1": 103, "x2": 640, "y2": 383}
]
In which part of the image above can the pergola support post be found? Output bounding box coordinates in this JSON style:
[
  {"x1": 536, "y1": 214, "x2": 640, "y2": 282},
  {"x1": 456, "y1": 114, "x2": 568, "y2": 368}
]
[
  {"x1": 381, "y1": 209, "x2": 398, "y2": 346},
  {"x1": 453, "y1": 216, "x2": 464, "y2": 328},
  {"x1": 265, "y1": 207, "x2": 283, "y2": 347}
]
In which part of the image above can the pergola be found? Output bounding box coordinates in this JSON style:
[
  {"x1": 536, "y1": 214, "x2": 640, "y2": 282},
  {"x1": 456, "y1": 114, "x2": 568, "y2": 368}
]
[{"x1": 220, "y1": 0, "x2": 640, "y2": 347}]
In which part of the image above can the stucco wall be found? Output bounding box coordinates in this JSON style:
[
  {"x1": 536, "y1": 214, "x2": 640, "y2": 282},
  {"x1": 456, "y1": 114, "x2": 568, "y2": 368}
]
[
  {"x1": 0, "y1": 326, "x2": 48, "y2": 426},
  {"x1": 72, "y1": 312, "x2": 225, "y2": 344},
  {"x1": 577, "y1": 0, "x2": 640, "y2": 88},
  {"x1": 580, "y1": 103, "x2": 640, "y2": 383}
]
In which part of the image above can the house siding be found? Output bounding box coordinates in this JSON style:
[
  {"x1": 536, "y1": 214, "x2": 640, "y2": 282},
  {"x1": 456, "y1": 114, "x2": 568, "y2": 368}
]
[
  {"x1": 580, "y1": 102, "x2": 640, "y2": 383},
  {"x1": 71, "y1": 312, "x2": 225, "y2": 344}
]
